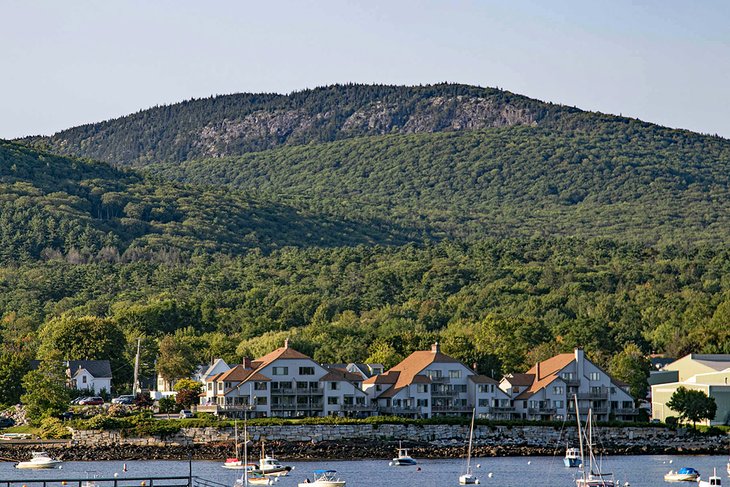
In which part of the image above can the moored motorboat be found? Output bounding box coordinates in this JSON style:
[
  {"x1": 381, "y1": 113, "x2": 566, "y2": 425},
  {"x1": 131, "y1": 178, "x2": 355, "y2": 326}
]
[
  {"x1": 297, "y1": 469, "x2": 346, "y2": 487},
  {"x1": 390, "y1": 441, "x2": 417, "y2": 466},
  {"x1": 564, "y1": 447, "x2": 582, "y2": 468},
  {"x1": 254, "y1": 443, "x2": 292, "y2": 476},
  {"x1": 664, "y1": 467, "x2": 700, "y2": 482},
  {"x1": 15, "y1": 451, "x2": 63, "y2": 469}
]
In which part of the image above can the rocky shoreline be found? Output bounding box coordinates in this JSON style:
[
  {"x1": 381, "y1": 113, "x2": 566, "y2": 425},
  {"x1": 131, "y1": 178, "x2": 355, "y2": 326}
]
[{"x1": 2, "y1": 438, "x2": 729, "y2": 463}]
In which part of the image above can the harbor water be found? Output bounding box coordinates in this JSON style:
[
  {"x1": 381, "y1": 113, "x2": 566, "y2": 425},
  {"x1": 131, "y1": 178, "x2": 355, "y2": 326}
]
[{"x1": 0, "y1": 455, "x2": 728, "y2": 487}]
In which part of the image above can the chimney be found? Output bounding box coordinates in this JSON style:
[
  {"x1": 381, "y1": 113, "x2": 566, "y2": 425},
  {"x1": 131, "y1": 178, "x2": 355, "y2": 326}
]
[
  {"x1": 243, "y1": 357, "x2": 252, "y2": 369},
  {"x1": 575, "y1": 348, "x2": 585, "y2": 382},
  {"x1": 535, "y1": 362, "x2": 540, "y2": 381},
  {"x1": 284, "y1": 338, "x2": 290, "y2": 349},
  {"x1": 431, "y1": 342, "x2": 440, "y2": 353}
]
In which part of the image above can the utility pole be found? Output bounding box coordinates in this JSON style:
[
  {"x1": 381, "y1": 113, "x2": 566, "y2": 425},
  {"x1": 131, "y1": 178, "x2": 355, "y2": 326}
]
[{"x1": 133, "y1": 337, "x2": 141, "y2": 395}]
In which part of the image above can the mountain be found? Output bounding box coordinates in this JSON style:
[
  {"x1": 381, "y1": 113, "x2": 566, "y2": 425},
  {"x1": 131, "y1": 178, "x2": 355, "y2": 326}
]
[
  {"x1": 17, "y1": 83, "x2": 730, "y2": 244},
  {"x1": 0, "y1": 140, "x2": 413, "y2": 262},
  {"x1": 21, "y1": 83, "x2": 580, "y2": 167}
]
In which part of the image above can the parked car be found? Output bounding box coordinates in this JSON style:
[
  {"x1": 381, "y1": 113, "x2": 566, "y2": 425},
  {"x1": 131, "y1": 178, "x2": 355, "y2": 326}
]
[
  {"x1": 179, "y1": 410, "x2": 194, "y2": 419},
  {"x1": 70, "y1": 396, "x2": 88, "y2": 405},
  {"x1": 78, "y1": 396, "x2": 104, "y2": 405},
  {"x1": 112, "y1": 395, "x2": 136, "y2": 405},
  {"x1": 0, "y1": 417, "x2": 15, "y2": 428}
]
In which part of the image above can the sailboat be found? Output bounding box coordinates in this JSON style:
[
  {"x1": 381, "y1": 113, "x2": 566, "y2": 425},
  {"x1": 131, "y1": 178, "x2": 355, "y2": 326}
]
[
  {"x1": 233, "y1": 420, "x2": 271, "y2": 487},
  {"x1": 223, "y1": 421, "x2": 251, "y2": 469},
  {"x1": 574, "y1": 396, "x2": 615, "y2": 487},
  {"x1": 459, "y1": 408, "x2": 480, "y2": 485}
]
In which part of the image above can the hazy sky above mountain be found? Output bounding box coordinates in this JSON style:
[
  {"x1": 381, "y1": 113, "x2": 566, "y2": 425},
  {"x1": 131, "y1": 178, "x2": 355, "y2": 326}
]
[{"x1": 2, "y1": 0, "x2": 729, "y2": 139}]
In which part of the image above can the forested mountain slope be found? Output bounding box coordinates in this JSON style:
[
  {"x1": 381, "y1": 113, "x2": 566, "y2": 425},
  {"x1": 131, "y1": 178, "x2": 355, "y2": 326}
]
[
  {"x1": 21, "y1": 83, "x2": 582, "y2": 166},
  {"x1": 0, "y1": 140, "x2": 411, "y2": 262},
  {"x1": 149, "y1": 121, "x2": 730, "y2": 244}
]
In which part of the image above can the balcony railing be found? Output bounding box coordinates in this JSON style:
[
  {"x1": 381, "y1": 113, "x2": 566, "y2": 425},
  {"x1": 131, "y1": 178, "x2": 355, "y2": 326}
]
[
  {"x1": 491, "y1": 406, "x2": 516, "y2": 412},
  {"x1": 429, "y1": 376, "x2": 449, "y2": 383},
  {"x1": 272, "y1": 403, "x2": 323, "y2": 411},
  {"x1": 271, "y1": 388, "x2": 294, "y2": 395},
  {"x1": 432, "y1": 405, "x2": 472, "y2": 413},
  {"x1": 528, "y1": 407, "x2": 557, "y2": 415},
  {"x1": 341, "y1": 403, "x2": 377, "y2": 411},
  {"x1": 576, "y1": 391, "x2": 609, "y2": 400},
  {"x1": 613, "y1": 408, "x2": 639, "y2": 415},
  {"x1": 295, "y1": 388, "x2": 323, "y2": 395}
]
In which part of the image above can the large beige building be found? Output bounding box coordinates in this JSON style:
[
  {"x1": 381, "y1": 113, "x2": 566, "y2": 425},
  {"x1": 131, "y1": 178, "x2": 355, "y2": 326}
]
[{"x1": 650, "y1": 354, "x2": 730, "y2": 426}]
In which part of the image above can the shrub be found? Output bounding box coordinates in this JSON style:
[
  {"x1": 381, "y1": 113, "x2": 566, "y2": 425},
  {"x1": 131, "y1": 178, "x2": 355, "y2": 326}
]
[
  {"x1": 39, "y1": 417, "x2": 71, "y2": 439},
  {"x1": 158, "y1": 397, "x2": 180, "y2": 414}
]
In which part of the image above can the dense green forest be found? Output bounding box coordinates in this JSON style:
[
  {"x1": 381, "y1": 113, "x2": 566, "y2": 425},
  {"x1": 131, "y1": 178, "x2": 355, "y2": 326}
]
[
  {"x1": 1, "y1": 236, "x2": 729, "y2": 403},
  {"x1": 3, "y1": 84, "x2": 730, "y2": 405},
  {"x1": 148, "y1": 122, "x2": 730, "y2": 244},
  {"x1": 0, "y1": 140, "x2": 410, "y2": 262}
]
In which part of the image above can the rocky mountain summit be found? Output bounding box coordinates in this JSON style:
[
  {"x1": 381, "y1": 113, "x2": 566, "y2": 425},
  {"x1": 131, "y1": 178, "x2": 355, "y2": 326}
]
[{"x1": 21, "y1": 84, "x2": 571, "y2": 166}]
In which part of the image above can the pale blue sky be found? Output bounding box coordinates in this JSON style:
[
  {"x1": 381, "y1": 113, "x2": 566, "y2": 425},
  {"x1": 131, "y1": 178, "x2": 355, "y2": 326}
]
[{"x1": 2, "y1": 0, "x2": 729, "y2": 138}]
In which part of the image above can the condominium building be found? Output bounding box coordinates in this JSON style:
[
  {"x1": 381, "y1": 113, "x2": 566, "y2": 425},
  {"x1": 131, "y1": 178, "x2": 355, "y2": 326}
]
[
  {"x1": 362, "y1": 343, "x2": 510, "y2": 419},
  {"x1": 500, "y1": 349, "x2": 637, "y2": 422},
  {"x1": 199, "y1": 340, "x2": 372, "y2": 417}
]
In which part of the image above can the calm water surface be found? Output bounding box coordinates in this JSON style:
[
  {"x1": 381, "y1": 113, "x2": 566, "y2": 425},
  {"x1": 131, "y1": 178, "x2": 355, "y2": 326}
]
[{"x1": 0, "y1": 455, "x2": 728, "y2": 487}]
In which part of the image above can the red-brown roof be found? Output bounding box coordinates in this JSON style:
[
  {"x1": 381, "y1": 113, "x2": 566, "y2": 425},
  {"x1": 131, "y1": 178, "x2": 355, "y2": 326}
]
[
  {"x1": 255, "y1": 346, "x2": 310, "y2": 366},
  {"x1": 363, "y1": 371, "x2": 400, "y2": 385},
  {"x1": 320, "y1": 368, "x2": 363, "y2": 382},
  {"x1": 371, "y1": 348, "x2": 462, "y2": 393},
  {"x1": 514, "y1": 353, "x2": 576, "y2": 399}
]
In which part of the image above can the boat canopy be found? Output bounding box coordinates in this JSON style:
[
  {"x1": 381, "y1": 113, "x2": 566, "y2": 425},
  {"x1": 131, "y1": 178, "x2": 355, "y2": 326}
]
[
  {"x1": 313, "y1": 470, "x2": 337, "y2": 474},
  {"x1": 678, "y1": 468, "x2": 699, "y2": 475}
]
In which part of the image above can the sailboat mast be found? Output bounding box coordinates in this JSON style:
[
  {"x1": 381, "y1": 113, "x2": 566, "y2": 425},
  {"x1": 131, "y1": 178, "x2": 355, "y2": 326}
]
[
  {"x1": 466, "y1": 408, "x2": 475, "y2": 472},
  {"x1": 243, "y1": 417, "x2": 248, "y2": 487},
  {"x1": 588, "y1": 409, "x2": 594, "y2": 475},
  {"x1": 574, "y1": 394, "x2": 585, "y2": 482}
]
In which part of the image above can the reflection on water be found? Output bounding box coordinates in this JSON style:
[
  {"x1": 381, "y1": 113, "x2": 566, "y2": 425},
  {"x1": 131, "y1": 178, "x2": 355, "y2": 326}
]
[{"x1": 0, "y1": 455, "x2": 727, "y2": 487}]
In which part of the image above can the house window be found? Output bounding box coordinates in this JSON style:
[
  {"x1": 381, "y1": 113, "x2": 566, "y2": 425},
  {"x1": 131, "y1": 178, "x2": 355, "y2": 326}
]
[
  {"x1": 427, "y1": 369, "x2": 442, "y2": 379},
  {"x1": 254, "y1": 382, "x2": 267, "y2": 390},
  {"x1": 255, "y1": 396, "x2": 267, "y2": 405},
  {"x1": 455, "y1": 385, "x2": 467, "y2": 393},
  {"x1": 417, "y1": 399, "x2": 428, "y2": 407},
  {"x1": 478, "y1": 399, "x2": 489, "y2": 407},
  {"x1": 299, "y1": 366, "x2": 315, "y2": 375},
  {"x1": 561, "y1": 372, "x2": 574, "y2": 381},
  {"x1": 416, "y1": 384, "x2": 428, "y2": 393},
  {"x1": 553, "y1": 386, "x2": 564, "y2": 395},
  {"x1": 376, "y1": 385, "x2": 382, "y2": 392},
  {"x1": 218, "y1": 382, "x2": 223, "y2": 391},
  {"x1": 208, "y1": 383, "x2": 213, "y2": 391},
  {"x1": 610, "y1": 387, "x2": 616, "y2": 394},
  {"x1": 82, "y1": 376, "x2": 87, "y2": 384},
  {"x1": 272, "y1": 367, "x2": 288, "y2": 375},
  {"x1": 449, "y1": 370, "x2": 461, "y2": 379},
  {"x1": 589, "y1": 372, "x2": 600, "y2": 381},
  {"x1": 328, "y1": 397, "x2": 339, "y2": 405},
  {"x1": 329, "y1": 382, "x2": 339, "y2": 390},
  {"x1": 225, "y1": 382, "x2": 231, "y2": 389},
  {"x1": 555, "y1": 400, "x2": 564, "y2": 408},
  {"x1": 343, "y1": 396, "x2": 354, "y2": 405}
]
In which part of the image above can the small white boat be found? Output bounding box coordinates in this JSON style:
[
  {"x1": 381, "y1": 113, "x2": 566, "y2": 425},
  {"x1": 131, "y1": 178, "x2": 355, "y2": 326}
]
[
  {"x1": 235, "y1": 473, "x2": 271, "y2": 486},
  {"x1": 256, "y1": 452, "x2": 292, "y2": 476},
  {"x1": 664, "y1": 467, "x2": 700, "y2": 482},
  {"x1": 459, "y1": 408, "x2": 480, "y2": 485},
  {"x1": 297, "y1": 469, "x2": 346, "y2": 487},
  {"x1": 564, "y1": 447, "x2": 582, "y2": 468},
  {"x1": 697, "y1": 468, "x2": 721, "y2": 487},
  {"x1": 390, "y1": 441, "x2": 417, "y2": 466},
  {"x1": 15, "y1": 451, "x2": 63, "y2": 469}
]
